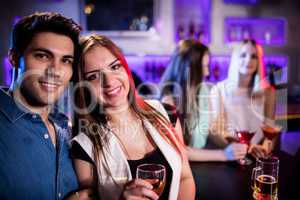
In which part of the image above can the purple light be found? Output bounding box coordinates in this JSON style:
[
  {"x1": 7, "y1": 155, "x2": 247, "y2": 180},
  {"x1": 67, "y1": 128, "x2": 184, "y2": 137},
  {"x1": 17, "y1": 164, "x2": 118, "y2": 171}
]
[
  {"x1": 209, "y1": 55, "x2": 288, "y2": 83},
  {"x1": 174, "y1": 0, "x2": 211, "y2": 44},
  {"x1": 209, "y1": 56, "x2": 231, "y2": 82},
  {"x1": 224, "y1": 17, "x2": 286, "y2": 45},
  {"x1": 3, "y1": 57, "x2": 12, "y2": 86},
  {"x1": 224, "y1": 0, "x2": 259, "y2": 4},
  {"x1": 125, "y1": 54, "x2": 288, "y2": 84},
  {"x1": 126, "y1": 55, "x2": 170, "y2": 83},
  {"x1": 13, "y1": 16, "x2": 21, "y2": 25}
]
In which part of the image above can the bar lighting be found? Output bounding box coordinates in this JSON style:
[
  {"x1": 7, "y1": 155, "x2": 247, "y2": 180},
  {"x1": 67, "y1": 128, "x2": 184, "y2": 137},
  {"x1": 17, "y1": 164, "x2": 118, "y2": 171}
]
[
  {"x1": 224, "y1": 17, "x2": 286, "y2": 45},
  {"x1": 3, "y1": 57, "x2": 11, "y2": 86},
  {"x1": 125, "y1": 54, "x2": 288, "y2": 84}
]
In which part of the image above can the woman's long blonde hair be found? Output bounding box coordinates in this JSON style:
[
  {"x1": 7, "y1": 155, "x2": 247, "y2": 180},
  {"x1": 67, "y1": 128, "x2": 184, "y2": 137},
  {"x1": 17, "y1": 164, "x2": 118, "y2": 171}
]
[{"x1": 72, "y1": 34, "x2": 185, "y2": 180}]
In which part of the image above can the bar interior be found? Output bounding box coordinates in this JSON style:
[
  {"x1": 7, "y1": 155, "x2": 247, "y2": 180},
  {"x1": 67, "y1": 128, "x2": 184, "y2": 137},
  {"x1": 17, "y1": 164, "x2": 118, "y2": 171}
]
[{"x1": 0, "y1": 0, "x2": 299, "y2": 200}]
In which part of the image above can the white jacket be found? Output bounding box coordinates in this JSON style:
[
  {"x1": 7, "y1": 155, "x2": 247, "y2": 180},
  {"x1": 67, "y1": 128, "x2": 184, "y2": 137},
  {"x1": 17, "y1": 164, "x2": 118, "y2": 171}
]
[{"x1": 72, "y1": 100, "x2": 182, "y2": 200}]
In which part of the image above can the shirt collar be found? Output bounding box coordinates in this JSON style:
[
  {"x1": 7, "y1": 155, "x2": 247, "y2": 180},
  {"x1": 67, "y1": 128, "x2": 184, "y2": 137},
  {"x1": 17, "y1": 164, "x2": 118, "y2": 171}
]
[
  {"x1": 0, "y1": 87, "x2": 29, "y2": 123},
  {"x1": 0, "y1": 87, "x2": 68, "y2": 125}
]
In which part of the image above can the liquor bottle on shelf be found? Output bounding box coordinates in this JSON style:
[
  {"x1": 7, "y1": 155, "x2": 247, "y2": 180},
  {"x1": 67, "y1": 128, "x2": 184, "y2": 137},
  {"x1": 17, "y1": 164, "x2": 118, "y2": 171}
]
[
  {"x1": 236, "y1": 25, "x2": 242, "y2": 41},
  {"x1": 188, "y1": 21, "x2": 195, "y2": 39},
  {"x1": 177, "y1": 25, "x2": 185, "y2": 41},
  {"x1": 151, "y1": 61, "x2": 156, "y2": 82},
  {"x1": 196, "y1": 24, "x2": 205, "y2": 42},
  {"x1": 229, "y1": 26, "x2": 237, "y2": 42},
  {"x1": 242, "y1": 26, "x2": 251, "y2": 40},
  {"x1": 264, "y1": 30, "x2": 272, "y2": 44},
  {"x1": 144, "y1": 61, "x2": 150, "y2": 81},
  {"x1": 212, "y1": 62, "x2": 220, "y2": 82}
]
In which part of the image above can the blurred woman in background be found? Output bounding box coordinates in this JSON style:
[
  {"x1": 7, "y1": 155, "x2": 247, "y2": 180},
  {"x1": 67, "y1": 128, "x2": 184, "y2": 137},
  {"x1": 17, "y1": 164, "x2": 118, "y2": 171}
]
[
  {"x1": 160, "y1": 39, "x2": 248, "y2": 161},
  {"x1": 210, "y1": 39, "x2": 276, "y2": 158}
]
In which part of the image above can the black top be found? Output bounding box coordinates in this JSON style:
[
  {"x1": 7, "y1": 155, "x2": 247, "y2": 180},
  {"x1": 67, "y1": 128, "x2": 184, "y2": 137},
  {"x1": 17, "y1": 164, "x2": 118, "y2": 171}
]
[
  {"x1": 70, "y1": 143, "x2": 172, "y2": 199},
  {"x1": 128, "y1": 148, "x2": 173, "y2": 200},
  {"x1": 70, "y1": 141, "x2": 94, "y2": 164}
]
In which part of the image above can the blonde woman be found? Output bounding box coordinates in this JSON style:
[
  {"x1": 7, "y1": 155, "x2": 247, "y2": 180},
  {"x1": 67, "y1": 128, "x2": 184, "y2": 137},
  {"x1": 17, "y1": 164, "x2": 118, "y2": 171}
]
[
  {"x1": 210, "y1": 39, "x2": 276, "y2": 158},
  {"x1": 70, "y1": 34, "x2": 195, "y2": 200}
]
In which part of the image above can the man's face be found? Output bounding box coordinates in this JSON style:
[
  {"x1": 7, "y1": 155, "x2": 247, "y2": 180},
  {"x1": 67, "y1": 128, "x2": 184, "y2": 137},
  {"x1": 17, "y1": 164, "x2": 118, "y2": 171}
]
[{"x1": 16, "y1": 32, "x2": 74, "y2": 107}]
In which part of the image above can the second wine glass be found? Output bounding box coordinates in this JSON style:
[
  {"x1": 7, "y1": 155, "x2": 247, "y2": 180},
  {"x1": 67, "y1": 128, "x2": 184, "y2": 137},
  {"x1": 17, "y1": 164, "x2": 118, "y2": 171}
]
[{"x1": 261, "y1": 124, "x2": 281, "y2": 157}]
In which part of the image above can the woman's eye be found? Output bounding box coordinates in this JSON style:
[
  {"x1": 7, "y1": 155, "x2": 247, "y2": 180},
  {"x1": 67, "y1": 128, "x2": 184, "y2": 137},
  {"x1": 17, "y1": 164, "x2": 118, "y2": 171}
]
[
  {"x1": 86, "y1": 73, "x2": 99, "y2": 81},
  {"x1": 111, "y1": 64, "x2": 122, "y2": 71},
  {"x1": 251, "y1": 54, "x2": 258, "y2": 59}
]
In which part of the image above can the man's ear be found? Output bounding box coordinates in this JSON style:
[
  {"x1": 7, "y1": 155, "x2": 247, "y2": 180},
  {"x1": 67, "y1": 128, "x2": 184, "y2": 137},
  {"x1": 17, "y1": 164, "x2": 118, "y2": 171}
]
[{"x1": 8, "y1": 49, "x2": 19, "y2": 68}]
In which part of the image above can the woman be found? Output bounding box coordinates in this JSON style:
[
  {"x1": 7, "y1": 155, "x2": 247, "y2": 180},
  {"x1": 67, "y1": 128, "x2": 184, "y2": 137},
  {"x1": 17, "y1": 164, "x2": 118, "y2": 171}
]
[
  {"x1": 160, "y1": 39, "x2": 248, "y2": 161},
  {"x1": 71, "y1": 34, "x2": 195, "y2": 200},
  {"x1": 210, "y1": 39, "x2": 276, "y2": 158}
]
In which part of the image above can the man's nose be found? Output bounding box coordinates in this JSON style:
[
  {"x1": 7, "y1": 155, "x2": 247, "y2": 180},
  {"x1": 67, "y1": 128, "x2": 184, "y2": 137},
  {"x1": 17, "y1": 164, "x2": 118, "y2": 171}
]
[{"x1": 45, "y1": 65, "x2": 60, "y2": 79}]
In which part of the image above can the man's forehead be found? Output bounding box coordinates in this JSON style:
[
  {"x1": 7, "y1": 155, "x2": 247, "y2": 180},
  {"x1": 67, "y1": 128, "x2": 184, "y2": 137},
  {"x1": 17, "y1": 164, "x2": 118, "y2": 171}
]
[{"x1": 27, "y1": 32, "x2": 75, "y2": 56}]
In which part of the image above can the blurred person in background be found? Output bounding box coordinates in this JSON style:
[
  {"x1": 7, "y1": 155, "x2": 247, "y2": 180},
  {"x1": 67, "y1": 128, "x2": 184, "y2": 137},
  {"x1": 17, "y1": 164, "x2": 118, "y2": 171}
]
[
  {"x1": 160, "y1": 39, "x2": 248, "y2": 161},
  {"x1": 210, "y1": 39, "x2": 276, "y2": 158}
]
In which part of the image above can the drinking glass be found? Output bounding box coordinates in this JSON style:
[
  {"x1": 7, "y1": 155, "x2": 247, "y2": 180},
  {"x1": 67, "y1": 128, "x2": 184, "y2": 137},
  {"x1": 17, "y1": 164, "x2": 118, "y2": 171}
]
[
  {"x1": 136, "y1": 163, "x2": 166, "y2": 197},
  {"x1": 261, "y1": 124, "x2": 281, "y2": 157},
  {"x1": 235, "y1": 130, "x2": 255, "y2": 165},
  {"x1": 252, "y1": 157, "x2": 279, "y2": 200}
]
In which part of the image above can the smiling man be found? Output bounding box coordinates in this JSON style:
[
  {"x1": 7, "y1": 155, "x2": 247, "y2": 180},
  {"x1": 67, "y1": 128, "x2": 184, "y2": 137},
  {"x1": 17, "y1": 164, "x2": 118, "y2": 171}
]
[{"x1": 0, "y1": 12, "x2": 82, "y2": 200}]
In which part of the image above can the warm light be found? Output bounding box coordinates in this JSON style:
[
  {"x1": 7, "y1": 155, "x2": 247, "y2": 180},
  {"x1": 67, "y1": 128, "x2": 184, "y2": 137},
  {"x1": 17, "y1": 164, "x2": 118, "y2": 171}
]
[{"x1": 84, "y1": 4, "x2": 95, "y2": 15}]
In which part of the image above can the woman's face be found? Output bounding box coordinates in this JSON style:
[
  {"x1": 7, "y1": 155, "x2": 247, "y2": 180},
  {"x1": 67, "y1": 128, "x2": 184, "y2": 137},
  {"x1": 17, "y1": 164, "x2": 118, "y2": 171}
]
[
  {"x1": 202, "y1": 53, "x2": 210, "y2": 77},
  {"x1": 237, "y1": 43, "x2": 258, "y2": 76},
  {"x1": 82, "y1": 46, "x2": 130, "y2": 109}
]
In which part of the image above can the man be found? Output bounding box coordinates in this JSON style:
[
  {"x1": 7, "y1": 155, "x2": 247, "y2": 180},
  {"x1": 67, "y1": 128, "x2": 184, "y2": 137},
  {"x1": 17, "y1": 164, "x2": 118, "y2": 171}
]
[{"x1": 0, "y1": 12, "x2": 82, "y2": 200}]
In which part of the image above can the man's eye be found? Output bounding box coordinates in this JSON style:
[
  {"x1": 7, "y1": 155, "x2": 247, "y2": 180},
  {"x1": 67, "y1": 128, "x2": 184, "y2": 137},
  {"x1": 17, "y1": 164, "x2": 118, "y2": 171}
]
[
  {"x1": 35, "y1": 53, "x2": 49, "y2": 60},
  {"x1": 62, "y1": 58, "x2": 73, "y2": 65}
]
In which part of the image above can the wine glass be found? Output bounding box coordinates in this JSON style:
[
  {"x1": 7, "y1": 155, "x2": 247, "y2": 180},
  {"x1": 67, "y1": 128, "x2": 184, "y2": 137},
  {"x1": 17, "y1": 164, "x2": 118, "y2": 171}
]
[
  {"x1": 261, "y1": 123, "x2": 281, "y2": 157},
  {"x1": 136, "y1": 163, "x2": 166, "y2": 197},
  {"x1": 235, "y1": 130, "x2": 255, "y2": 165}
]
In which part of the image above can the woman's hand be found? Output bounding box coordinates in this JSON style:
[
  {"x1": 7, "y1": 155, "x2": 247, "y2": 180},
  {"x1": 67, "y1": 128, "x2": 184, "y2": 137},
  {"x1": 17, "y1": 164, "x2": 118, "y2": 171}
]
[
  {"x1": 66, "y1": 188, "x2": 95, "y2": 200},
  {"x1": 248, "y1": 144, "x2": 267, "y2": 158},
  {"x1": 122, "y1": 179, "x2": 159, "y2": 200},
  {"x1": 223, "y1": 143, "x2": 248, "y2": 161}
]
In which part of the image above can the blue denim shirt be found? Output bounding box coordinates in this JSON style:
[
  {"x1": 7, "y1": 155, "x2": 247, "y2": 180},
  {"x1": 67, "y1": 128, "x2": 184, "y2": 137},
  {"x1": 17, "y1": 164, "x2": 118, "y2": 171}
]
[{"x1": 0, "y1": 88, "x2": 78, "y2": 200}]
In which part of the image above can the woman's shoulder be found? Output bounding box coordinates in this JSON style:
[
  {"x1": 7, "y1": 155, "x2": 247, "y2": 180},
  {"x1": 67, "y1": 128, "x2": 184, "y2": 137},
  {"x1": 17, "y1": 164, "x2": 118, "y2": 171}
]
[
  {"x1": 145, "y1": 99, "x2": 167, "y2": 113},
  {"x1": 145, "y1": 99, "x2": 172, "y2": 120},
  {"x1": 210, "y1": 79, "x2": 237, "y2": 96},
  {"x1": 210, "y1": 80, "x2": 225, "y2": 94},
  {"x1": 71, "y1": 132, "x2": 94, "y2": 160}
]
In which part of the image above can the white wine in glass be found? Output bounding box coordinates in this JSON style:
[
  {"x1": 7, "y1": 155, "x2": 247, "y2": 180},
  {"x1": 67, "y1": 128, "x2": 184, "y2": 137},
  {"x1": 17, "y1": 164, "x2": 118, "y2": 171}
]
[{"x1": 136, "y1": 163, "x2": 166, "y2": 197}]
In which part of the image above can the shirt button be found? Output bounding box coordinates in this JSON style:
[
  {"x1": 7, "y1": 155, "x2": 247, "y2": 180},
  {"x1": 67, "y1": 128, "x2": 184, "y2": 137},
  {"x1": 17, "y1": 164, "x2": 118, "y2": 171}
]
[
  {"x1": 58, "y1": 193, "x2": 61, "y2": 198},
  {"x1": 44, "y1": 133, "x2": 49, "y2": 139},
  {"x1": 32, "y1": 114, "x2": 37, "y2": 119}
]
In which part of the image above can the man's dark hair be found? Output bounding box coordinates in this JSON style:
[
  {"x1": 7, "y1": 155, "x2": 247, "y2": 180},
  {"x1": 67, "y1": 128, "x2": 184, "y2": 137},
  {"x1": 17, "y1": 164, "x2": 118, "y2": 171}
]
[{"x1": 10, "y1": 12, "x2": 82, "y2": 59}]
